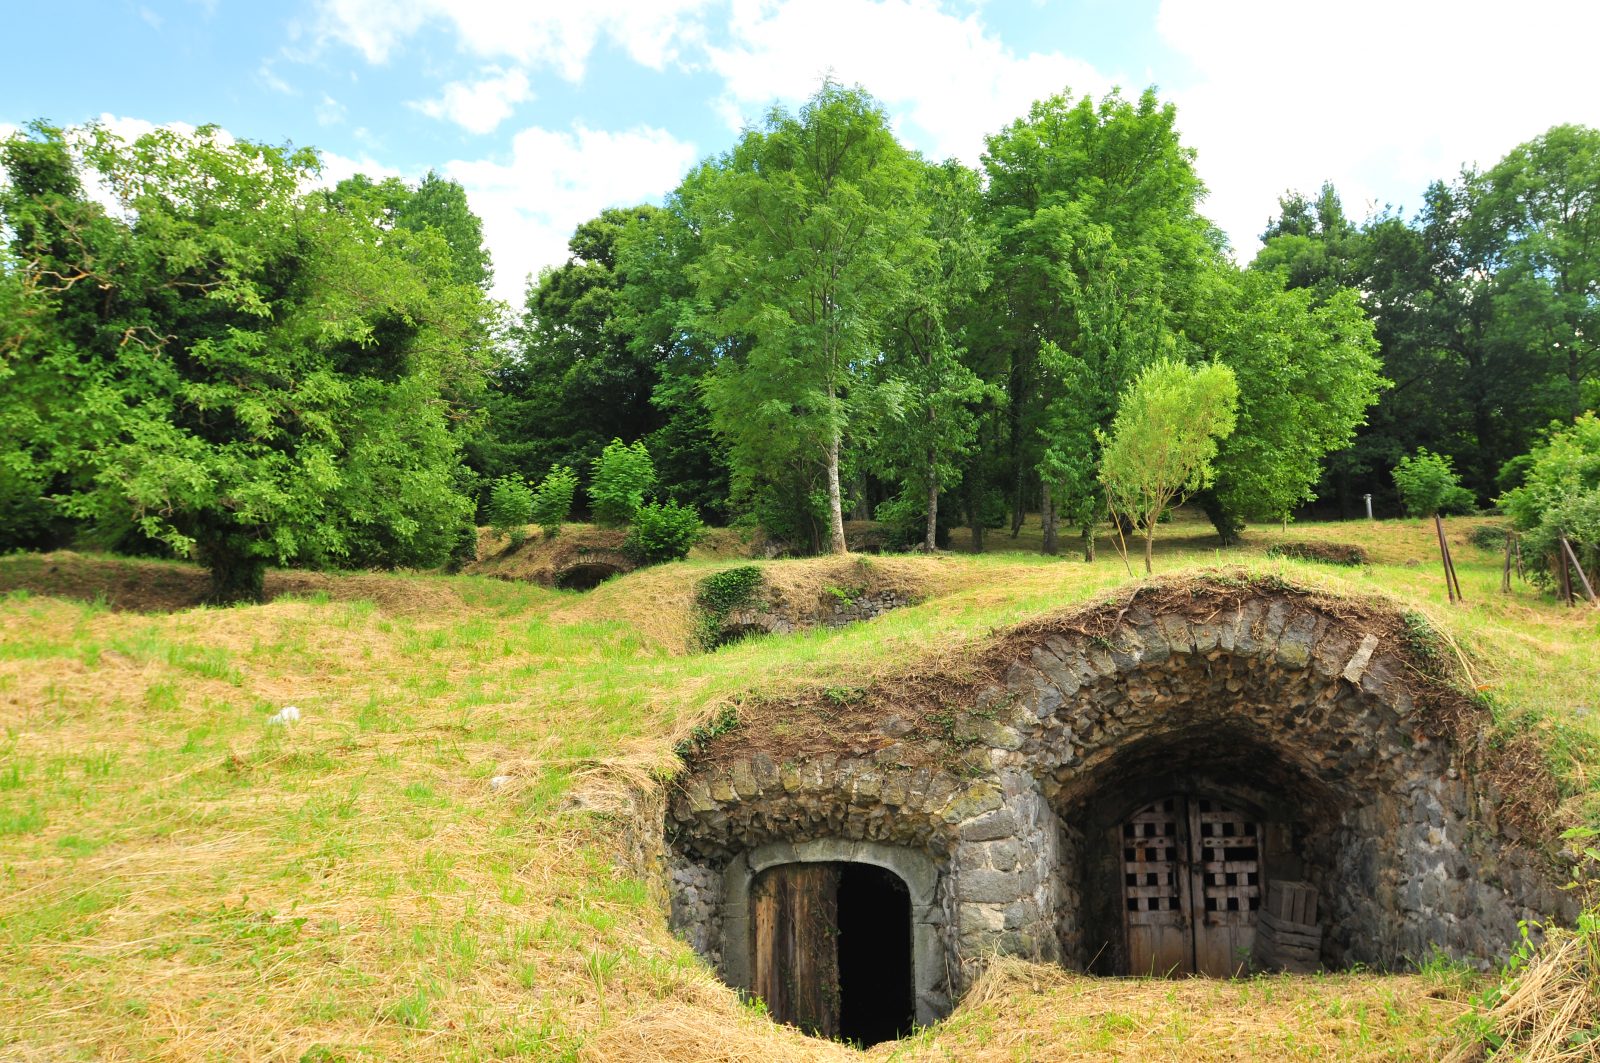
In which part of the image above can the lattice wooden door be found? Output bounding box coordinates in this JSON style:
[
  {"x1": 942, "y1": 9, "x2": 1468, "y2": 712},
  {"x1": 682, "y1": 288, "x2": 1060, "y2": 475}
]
[{"x1": 1120, "y1": 796, "x2": 1261, "y2": 976}]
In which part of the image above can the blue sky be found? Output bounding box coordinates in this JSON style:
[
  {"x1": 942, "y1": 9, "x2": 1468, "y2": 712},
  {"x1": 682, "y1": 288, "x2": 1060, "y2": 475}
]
[{"x1": 4, "y1": 1, "x2": 1597, "y2": 303}]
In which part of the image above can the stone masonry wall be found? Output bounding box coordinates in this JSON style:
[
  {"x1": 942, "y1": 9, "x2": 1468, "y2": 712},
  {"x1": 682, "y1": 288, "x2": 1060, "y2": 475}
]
[{"x1": 667, "y1": 585, "x2": 1569, "y2": 1018}]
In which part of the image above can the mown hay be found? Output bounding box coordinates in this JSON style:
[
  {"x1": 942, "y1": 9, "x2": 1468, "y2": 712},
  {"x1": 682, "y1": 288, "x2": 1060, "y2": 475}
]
[
  {"x1": 1447, "y1": 903, "x2": 1600, "y2": 1061},
  {"x1": 1266, "y1": 541, "x2": 1370, "y2": 566}
]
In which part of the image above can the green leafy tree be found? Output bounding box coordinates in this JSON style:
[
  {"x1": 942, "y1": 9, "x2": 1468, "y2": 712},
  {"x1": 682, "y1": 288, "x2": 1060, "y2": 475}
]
[
  {"x1": 1099, "y1": 359, "x2": 1239, "y2": 573},
  {"x1": 689, "y1": 80, "x2": 931, "y2": 554},
  {"x1": 1478, "y1": 125, "x2": 1600, "y2": 420},
  {"x1": 589, "y1": 438, "x2": 656, "y2": 526},
  {"x1": 1392, "y1": 448, "x2": 1476, "y2": 517},
  {"x1": 0, "y1": 122, "x2": 489, "y2": 601},
  {"x1": 530, "y1": 464, "x2": 577, "y2": 539},
  {"x1": 1195, "y1": 272, "x2": 1384, "y2": 541},
  {"x1": 869, "y1": 159, "x2": 997, "y2": 552},
  {"x1": 1499, "y1": 412, "x2": 1600, "y2": 586},
  {"x1": 980, "y1": 88, "x2": 1217, "y2": 545}
]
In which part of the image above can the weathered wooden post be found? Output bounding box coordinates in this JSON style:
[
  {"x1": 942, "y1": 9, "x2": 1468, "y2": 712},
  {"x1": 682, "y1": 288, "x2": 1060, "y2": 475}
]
[
  {"x1": 1560, "y1": 536, "x2": 1596, "y2": 606},
  {"x1": 1363, "y1": 493, "x2": 1373, "y2": 520},
  {"x1": 1434, "y1": 514, "x2": 1463, "y2": 603}
]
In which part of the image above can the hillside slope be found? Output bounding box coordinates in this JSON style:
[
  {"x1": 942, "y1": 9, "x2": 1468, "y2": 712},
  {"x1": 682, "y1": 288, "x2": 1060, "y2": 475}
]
[{"x1": 1, "y1": 516, "x2": 1596, "y2": 1060}]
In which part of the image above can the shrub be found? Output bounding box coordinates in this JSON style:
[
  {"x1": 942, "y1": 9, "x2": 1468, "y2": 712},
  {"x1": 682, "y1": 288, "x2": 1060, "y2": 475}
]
[
  {"x1": 1467, "y1": 524, "x2": 1509, "y2": 551},
  {"x1": 1393, "y1": 448, "x2": 1475, "y2": 517},
  {"x1": 1500, "y1": 413, "x2": 1600, "y2": 589},
  {"x1": 530, "y1": 465, "x2": 577, "y2": 539},
  {"x1": 589, "y1": 439, "x2": 656, "y2": 526},
  {"x1": 484, "y1": 476, "x2": 534, "y2": 546},
  {"x1": 624, "y1": 501, "x2": 704, "y2": 564}
]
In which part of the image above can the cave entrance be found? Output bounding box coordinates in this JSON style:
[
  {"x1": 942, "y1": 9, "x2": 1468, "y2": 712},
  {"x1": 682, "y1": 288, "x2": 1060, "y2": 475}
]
[
  {"x1": 751, "y1": 862, "x2": 914, "y2": 1046},
  {"x1": 554, "y1": 563, "x2": 620, "y2": 591},
  {"x1": 1121, "y1": 795, "x2": 1262, "y2": 976}
]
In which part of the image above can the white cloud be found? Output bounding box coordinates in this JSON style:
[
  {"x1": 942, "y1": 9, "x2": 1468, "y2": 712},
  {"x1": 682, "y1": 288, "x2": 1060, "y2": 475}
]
[
  {"x1": 444, "y1": 123, "x2": 698, "y2": 303},
  {"x1": 258, "y1": 63, "x2": 296, "y2": 95},
  {"x1": 1155, "y1": 0, "x2": 1600, "y2": 256},
  {"x1": 139, "y1": 6, "x2": 163, "y2": 29},
  {"x1": 413, "y1": 68, "x2": 532, "y2": 135},
  {"x1": 705, "y1": 0, "x2": 1116, "y2": 164},
  {"x1": 312, "y1": 0, "x2": 712, "y2": 79},
  {"x1": 313, "y1": 150, "x2": 404, "y2": 189},
  {"x1": 315, "y1": 94, "x2": 348, "y2": 127}
]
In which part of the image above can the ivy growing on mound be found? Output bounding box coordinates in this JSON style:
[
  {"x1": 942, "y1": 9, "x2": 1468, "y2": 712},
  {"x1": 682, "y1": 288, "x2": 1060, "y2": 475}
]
[{"x1": 693, "y1": 565, "x2": 764, "y2": 650}]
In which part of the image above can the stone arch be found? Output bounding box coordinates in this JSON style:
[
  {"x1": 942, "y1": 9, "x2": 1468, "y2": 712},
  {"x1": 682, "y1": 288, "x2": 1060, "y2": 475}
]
[{"x1": 552, "y1": 554, "x2": 633, "y2": 590}]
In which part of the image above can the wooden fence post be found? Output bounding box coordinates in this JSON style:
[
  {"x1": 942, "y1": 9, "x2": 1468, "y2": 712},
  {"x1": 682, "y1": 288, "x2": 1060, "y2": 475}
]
[
  {"x1": 1434, "y1": 514, "x2": 1463, "y2": 604},
  {"x1": 1560, "y1": 536, "x2": 1596, "y2": 606}
]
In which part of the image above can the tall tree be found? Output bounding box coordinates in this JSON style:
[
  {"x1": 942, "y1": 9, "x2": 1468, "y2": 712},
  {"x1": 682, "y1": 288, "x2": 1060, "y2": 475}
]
[
  {"x1": 869, "y1": 159, "x2": 996, "y2": 551},
  {"x1": 1478, "y1": 124, "x2": 1600, "y2": 420},
  {"x1": 979, "y1": 88, "x2": 1217, "y2": 548},
  {"x1": 689, "y1": 81, "x2": 931, "y2": 554}
]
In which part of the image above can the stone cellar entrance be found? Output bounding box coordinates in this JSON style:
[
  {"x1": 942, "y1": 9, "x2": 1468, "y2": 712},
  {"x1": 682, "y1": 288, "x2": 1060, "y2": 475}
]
[
  {"x1": 666, "y1": 580, "x2": 1568, "y2": 1043},
  {"x1": 1121, "y1": 795, "x2": 1262, "y2": 976},
  {"x1": 750, "y1": 862, "x2": 914, "y2": 1046}
]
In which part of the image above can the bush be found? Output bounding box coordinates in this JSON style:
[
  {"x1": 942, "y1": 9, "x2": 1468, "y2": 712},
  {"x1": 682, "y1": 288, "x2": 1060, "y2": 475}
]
[
  {"x1": 530, "y1": 465, "x2": 577, "y2": 539},
  {"x1": 1500, "y1": 413, "x2": 1600, "y2": 589},
  {"x1": 624, "y1": 500, "x2": 704, "y2": 563},
  {"x1": 589, "y1": 439, "x2": 656, "y2": 526},
  {"x1": 484, "y1": 476, "x2": 534, "y2": 546},
  {"x1": 1393, "y1": 448, "x2": 1476, "y2": 517},
  {"x1": 1467, "y1": 523, "x2": 1509, "y2": 551},
  {"x1": 874, "y1": 490, "x2": 950, "y2": 552}
]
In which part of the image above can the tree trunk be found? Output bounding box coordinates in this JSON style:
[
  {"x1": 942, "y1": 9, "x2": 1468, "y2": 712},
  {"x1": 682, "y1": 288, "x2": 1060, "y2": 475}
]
[
  {"x1": 1143, "y1": 529, "x2": 1155, "y2": 574},
  {"x1": 1081, "y1": 524, "x2": 1096, "y2": 563},
  {"x1": 202, "y1": 538, "x2": 266, "y2": 605},
  {"x1": 923, "y1": 450, "x2": 938, "y2": 553},
  {"x1": 825, "y1": 414, "x2": 848, "y2": 556},
  {"x1": 1041, "y1": 481, "x2": 1057, "y2": 555}
]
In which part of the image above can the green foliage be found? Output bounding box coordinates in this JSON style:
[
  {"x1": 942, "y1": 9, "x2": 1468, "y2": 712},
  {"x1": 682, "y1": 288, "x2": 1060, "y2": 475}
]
[
  {"x1": 689, "y1": 80, "x2": 932, "y2": 554},
  {"x1": 1393, "y1": 448, "x2": 1476, "y2": 517},
  {"x1": 485, "y1": 477, "x2": 535, "y2": 546},
  {"x1": 1099, "y1": 359, "x2": 1239, "y2": 572},
  {"x1": 0, "y1": 122, "x2": 488, "y2": 601},
  {"x1": 693, "y1": 565, "x2": 765, "y2": 650},
  {"x1": 530, "y1": 465, "x2": 578, "y2": 539},
  {"x1": 588, "y1": 439, "x2": 656, "y2": 527},
  {"x1": 1468, "y1": 524, "x2": 1510, "y2": 551},
  {"x1": 1500, "y1": 412, "x2": 1600, "y2": 587},
  {"x1": 623, "y1": 501, "x2": 704, "y2": 564}
]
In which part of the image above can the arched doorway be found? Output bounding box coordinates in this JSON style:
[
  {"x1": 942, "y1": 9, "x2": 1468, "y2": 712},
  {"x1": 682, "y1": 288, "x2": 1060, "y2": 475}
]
[
  {"x1": 1121, "y1": 795, "x2": 1262, "y2": 976},
  {"x1": 750, "y1": 862, "x2": 915, "y2": 1046}
]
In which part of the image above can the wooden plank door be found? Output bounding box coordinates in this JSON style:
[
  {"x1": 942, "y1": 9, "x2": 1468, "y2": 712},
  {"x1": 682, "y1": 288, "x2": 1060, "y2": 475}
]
[
  {"x1": 751, "y1": 864, "x2": 841, "y2": 1038},
  {"x1": 1122, "y1": 796, "x2": 1263, "y2": 977},
  {"x1": 1122, "y1": 796, "x2": 1193, "y2": 975},
  {"x1": 1188, "y1": 798, "x2": 1261, "y2": 977}
]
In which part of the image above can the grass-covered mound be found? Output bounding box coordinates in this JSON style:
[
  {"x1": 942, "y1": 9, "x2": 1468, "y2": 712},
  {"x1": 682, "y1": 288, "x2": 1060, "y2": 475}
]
[{"x1": 1, "y1": 511, "x2": 1597, "y2": 1060}]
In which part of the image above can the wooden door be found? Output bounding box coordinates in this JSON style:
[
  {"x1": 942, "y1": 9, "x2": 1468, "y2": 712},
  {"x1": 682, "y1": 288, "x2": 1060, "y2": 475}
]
[
  {"x1": 1121, "y1": 796, "x2": 1261, "y2": 977},
  {"x1": 751, "y1": 864, "x2": 840, "y2": 1037},
  {"x1": 1122, "y1": 796, "x2": 1192, "y2": 975}
]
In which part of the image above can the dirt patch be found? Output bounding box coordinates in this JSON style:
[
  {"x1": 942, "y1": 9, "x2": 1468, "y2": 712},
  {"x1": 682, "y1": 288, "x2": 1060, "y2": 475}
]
[{"x1": 0, "y1": 551, "x2": 464, "y2": 614}]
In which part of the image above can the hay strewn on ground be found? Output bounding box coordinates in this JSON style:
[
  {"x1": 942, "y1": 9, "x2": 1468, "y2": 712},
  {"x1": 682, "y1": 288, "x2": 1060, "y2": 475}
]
[{"x1": 1, "y1": 511, "x2": 1597, "y2": 1060}]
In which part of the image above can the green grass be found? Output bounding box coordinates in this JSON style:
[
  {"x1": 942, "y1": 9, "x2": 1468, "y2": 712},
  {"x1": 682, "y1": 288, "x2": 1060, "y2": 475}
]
[{"x1": 0, "y1": 512, "x2": 1595, "y2": 1059}]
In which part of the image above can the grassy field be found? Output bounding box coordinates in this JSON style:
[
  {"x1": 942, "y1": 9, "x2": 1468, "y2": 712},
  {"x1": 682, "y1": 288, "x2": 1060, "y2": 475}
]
[{"x1": 1, "y1": 511, "x2": 1597, "y2": 1060}]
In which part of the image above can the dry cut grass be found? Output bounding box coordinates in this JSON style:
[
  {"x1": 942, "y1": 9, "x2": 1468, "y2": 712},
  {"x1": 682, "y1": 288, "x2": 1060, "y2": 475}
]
[{"x1": 0, "y1": 511, "x2": 1596, "y2": 1061}]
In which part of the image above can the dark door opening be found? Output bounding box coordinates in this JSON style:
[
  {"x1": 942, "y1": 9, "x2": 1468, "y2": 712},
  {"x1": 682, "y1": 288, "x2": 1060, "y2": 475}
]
[
  {"x1": 838, "y1": 863, "x2": 913, "y2": 1046},
  {"x1": 750, "y1": 861, "x2": 915, "y2": 1047},
  {"x1": 554, "y1": 563, "x2": 620, "y2": 590}
]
